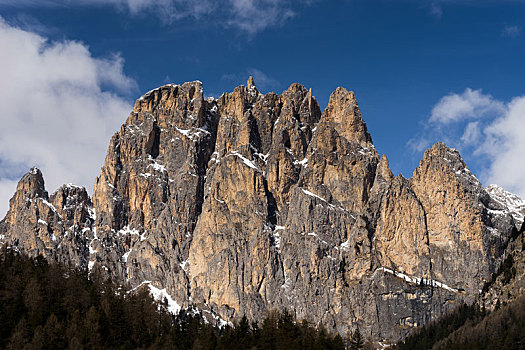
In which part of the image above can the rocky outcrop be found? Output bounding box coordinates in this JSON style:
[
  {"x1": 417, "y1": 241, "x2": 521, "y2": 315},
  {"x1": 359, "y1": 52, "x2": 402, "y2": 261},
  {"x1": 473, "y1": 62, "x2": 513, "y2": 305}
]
[
  {"x1": 486, "y1": 184, "x2": 525, "y2": 229},
  {"x1": 0, "y1": 78, "x2": 522, "y2": 344},
  {"x1": 90, "y1": 81, "x2": 218, "y2": 306},
  {"x1": 0, "y1": 168, "x2": 94, "y2": 266},
  {"x1": 411, "y1": 143, "x2": 518, "y2": 295}
]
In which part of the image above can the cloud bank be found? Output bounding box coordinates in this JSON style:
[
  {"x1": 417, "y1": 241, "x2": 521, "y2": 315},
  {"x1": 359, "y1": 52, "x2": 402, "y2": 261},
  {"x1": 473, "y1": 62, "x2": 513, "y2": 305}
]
[
  {"x1": 429, "y1": 88, "x2": 505, "y2": 124},
  {"x1": 481, "y1": 97, "x2": 525, "y2": 196},
  {"x1": 0, "y1": 17, "x2": 135, "y2": 217},
  {"x1": 410, "y1": 88, "x2": 525, "y2": 198}
]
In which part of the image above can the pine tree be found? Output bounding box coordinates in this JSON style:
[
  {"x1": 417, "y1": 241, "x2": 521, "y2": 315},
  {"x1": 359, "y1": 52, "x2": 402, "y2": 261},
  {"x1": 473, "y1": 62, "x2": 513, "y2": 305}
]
[
  {"x1": 349, "y1": 327, "x2": 364, "y2": 350},
  {"x1": 43, "y1": 313, "x2": 65, "y2": 349}
]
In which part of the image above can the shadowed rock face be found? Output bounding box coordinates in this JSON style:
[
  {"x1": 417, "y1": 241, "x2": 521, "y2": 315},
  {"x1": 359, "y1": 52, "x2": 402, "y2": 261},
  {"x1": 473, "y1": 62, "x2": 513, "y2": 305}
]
[{"x1": 1, "y1": 78, "x2": 522, "y2": 343}]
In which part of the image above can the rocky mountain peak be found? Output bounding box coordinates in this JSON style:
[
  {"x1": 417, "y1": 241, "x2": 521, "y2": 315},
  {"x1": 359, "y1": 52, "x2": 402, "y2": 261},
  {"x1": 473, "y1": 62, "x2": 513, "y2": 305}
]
[
  {"x1": 417, "y1": 142, "x2": 465, "y2": 168},
  {"x1": 486, "y1": 184, "x2": 525, "y2": 226},
  {"x1": 322, "y1": 86, "x2": 372, "y2": 146},
  {"x1": 1, "y1": 168, "x2": 93, "y2": 266},
  {"x1": 15, "y1": 167, "x2": 48, "y2": 201},
  {"x1": 247, "y1": 76, "x2": 256, "y2": 91},
  {"x1": 133, "y1": 81, "x2": 206, "y2": 130},
  {"x1": 50, "y1": 184, "x2": 93, "y2": 225},
  {"x1": 413, "y1": 141, "x2": 482, "y2": 190}
]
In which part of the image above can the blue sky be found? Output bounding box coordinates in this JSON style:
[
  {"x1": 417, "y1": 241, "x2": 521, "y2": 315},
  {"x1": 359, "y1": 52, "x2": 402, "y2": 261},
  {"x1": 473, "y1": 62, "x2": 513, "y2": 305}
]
[{"x1": 0, "y1": 0, "x2": 524, "y2": 215}]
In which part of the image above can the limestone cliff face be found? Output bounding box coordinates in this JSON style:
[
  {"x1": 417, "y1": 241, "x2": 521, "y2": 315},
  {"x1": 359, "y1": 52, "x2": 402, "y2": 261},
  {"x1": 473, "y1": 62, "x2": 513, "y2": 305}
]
[
  {"x1": 373, "y1": 173, "x2": 431, "y2": 278},
  {"x1": 90, "y1": 81, "x2": 218, "y2": 306},
  {"x1": 1, "y1": 78, "x2": 522, "y2": 344},
  {"x1": 410, "y1": 143, "x2": 517, "y2": 295}
]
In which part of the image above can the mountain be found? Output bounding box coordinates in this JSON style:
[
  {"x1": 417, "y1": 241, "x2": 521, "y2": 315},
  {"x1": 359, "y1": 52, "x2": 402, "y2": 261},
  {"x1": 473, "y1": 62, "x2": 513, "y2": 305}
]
[{"x1": 1, "y1": 78, "x2": 523, "y2": 344}]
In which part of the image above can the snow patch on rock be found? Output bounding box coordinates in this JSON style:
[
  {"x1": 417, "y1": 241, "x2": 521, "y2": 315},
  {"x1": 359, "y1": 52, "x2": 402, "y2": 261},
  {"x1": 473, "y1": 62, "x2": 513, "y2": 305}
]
[
  {"x1": 376, "y1": 267, "x2": 459, "y2": 293},
  {"x1": 486, "y1": 184, "x2": 525, "y2": 225}
]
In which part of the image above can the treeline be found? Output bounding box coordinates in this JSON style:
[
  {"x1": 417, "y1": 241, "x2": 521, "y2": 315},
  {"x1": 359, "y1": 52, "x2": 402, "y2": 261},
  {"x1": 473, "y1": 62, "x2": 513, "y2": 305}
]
[
  {"x1": 395, "y1": 297, "x2": 525, "y2": 349},
  {"x1": 394, "y1": 303, "x2": 485, "y2": 350},
  {"x1": 432, "y1": 295, "x2": 525, "y2": 349},
  {"x1": 0, "y1": 250, "x2": 345, "y2": 349}
]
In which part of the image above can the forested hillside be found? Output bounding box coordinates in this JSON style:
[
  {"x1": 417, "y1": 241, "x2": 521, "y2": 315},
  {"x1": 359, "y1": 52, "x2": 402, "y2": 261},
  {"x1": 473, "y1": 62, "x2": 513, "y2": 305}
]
[
  {"x1": 0, "y1": 250, "x2": 345, "y2": 350},
  {"x1": 395, "y1": 296, "x2": 525, "y2": 349}
]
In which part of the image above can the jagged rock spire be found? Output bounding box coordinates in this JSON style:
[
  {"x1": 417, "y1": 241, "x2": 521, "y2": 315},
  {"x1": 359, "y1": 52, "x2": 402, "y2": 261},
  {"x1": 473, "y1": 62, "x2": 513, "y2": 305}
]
[
  {"x1": 247, "y1": 76, "x2": 256, "y2": 90},
  {"x1": 323, "y1": 87, "x2": 373, "y2": 146},
  {"x1": 16, "y1": 167, "x2": 48, "y2": 201}
]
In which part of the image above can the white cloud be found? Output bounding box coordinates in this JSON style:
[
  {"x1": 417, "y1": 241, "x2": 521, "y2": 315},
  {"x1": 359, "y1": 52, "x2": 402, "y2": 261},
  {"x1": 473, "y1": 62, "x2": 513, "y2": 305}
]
[
  {"x1": 228, "y1": 0, "x2": 295, "y2": 35},
  {"x1": 114, "y1": 0, "x2": 215, "y2": 22},
  {"x1": 6, "y1": 13, "x2": 54, "y2": 35},
  {"x1": 429, "y1": 88, "x2": 505, "y2": 124},
  {"x1": 0, "y1": 180, "x2": 19, "y2": 218},
  {"x1": 0, "y1": 17, "x2": 135, "y2": 217},
  {"x1": 460, "y1": 121, "x2": 481, "y2": 145},
  {"x1": 2, "y1": 0, "x2": 215, "y2": 22},
  {"x1": 480, "y1": 96, "x2": 525, "y2": 196},
  {"x1": 0, "y1": 0, "x2": 300, "y2": 34},
  {"x1": 412, "y1": 88, "x2": 525, "y2": 198},
  {"x1": 407, "y1": 135, "x2": 431, "y2": 153},
  {"x1": 502, "y1": 25, "x2": 521, "y2": 38}
]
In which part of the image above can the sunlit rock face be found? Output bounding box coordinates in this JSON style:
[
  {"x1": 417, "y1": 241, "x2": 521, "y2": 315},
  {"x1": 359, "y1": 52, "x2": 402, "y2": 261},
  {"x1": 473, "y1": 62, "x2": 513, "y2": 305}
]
[{"x1": 1, "y1": 78, "x2": 522, "y2": 343}]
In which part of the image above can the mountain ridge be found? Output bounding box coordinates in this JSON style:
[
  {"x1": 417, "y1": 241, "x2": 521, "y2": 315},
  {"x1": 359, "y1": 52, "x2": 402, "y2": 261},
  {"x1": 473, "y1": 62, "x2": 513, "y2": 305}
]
[{"x1": 1, "y1": 78, "x2": 523, "y2": 344}]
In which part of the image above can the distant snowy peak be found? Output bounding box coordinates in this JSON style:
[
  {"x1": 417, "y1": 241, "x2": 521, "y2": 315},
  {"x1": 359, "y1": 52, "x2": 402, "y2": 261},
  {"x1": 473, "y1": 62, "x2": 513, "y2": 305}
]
[{"x1": 486, "y1": 184, "x2": 525, "y2": 226}]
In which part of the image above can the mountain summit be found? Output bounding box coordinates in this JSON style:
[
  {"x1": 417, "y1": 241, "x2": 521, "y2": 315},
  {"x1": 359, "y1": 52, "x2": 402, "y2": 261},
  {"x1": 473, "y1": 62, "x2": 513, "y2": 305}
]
[{"x1": 1, "y1": 78, "x2": 523, "y2": 343}]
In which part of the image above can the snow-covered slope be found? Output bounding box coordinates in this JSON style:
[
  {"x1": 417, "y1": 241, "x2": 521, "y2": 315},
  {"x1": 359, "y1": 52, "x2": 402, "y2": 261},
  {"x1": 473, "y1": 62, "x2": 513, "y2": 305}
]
[{"x1": 486, "y1": 184, "x2": 525, "y2": 227}]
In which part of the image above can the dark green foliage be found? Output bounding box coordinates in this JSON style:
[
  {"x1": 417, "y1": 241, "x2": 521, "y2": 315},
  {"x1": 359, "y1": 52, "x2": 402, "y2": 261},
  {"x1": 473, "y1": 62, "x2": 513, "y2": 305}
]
[
  {"x1": 0, "y1": 250, "x2": 344, "y2": 350},
  {"x1": 395, "y1": 296, "x2": 525, "y2": 350},
  {"x1": 349, "y1": 327, "x2": 364, "y2": 349},
  {"x1": 0, "y1": 249, "x2": 170, "y2": 349},
  {"x1": 432, "y1": 294, "x2": 525, "y2": 349},
  {"x1": 215, "y1": 310, "x2": 344, "y2": 350}
]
